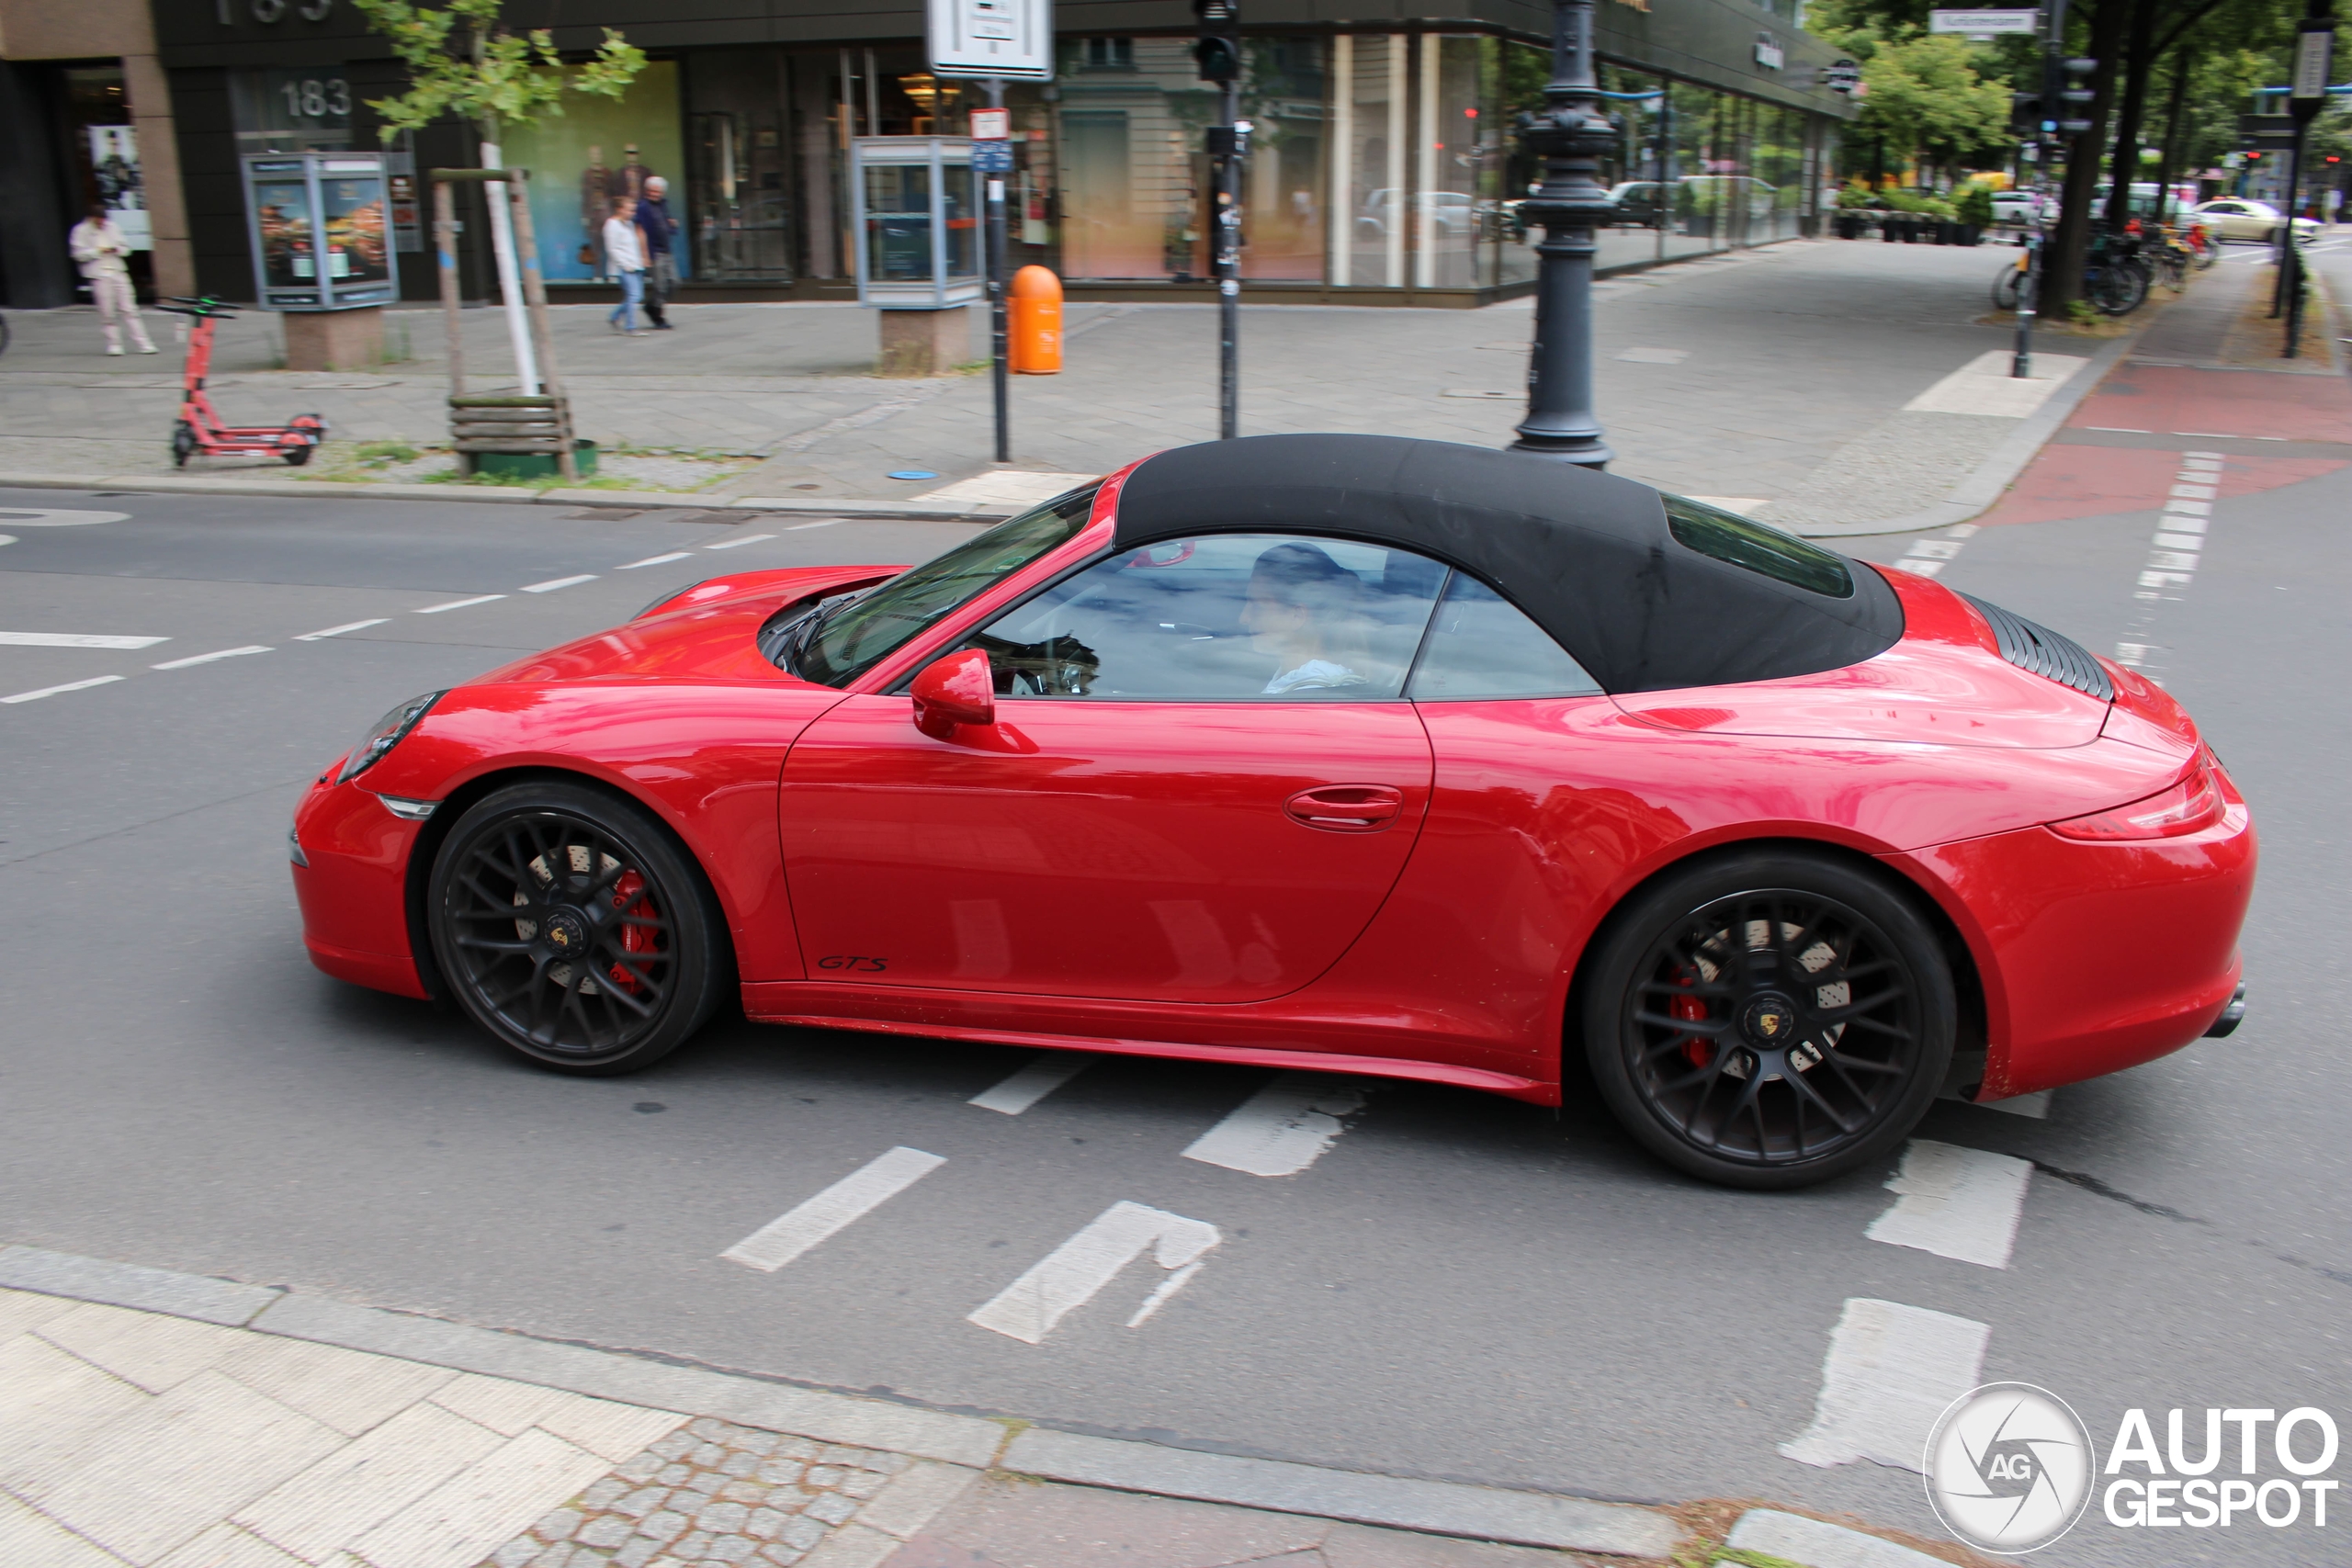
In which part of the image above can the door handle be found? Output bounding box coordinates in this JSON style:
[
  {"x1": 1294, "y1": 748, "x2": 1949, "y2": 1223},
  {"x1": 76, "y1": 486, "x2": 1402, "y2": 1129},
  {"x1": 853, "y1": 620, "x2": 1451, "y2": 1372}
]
[{"x1": 1284, "y1": 784, "x2": 1405, "y2": 833}]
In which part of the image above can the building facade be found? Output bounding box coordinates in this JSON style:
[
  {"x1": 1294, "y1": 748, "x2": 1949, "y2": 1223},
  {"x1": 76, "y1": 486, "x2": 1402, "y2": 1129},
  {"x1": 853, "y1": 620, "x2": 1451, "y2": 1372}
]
[
  {"x1": 0, "y1": 0, "x2": 195, "y2": 308},
  {"x1": 138, "y1": 0, "x2": 1856, "y2": 310}
]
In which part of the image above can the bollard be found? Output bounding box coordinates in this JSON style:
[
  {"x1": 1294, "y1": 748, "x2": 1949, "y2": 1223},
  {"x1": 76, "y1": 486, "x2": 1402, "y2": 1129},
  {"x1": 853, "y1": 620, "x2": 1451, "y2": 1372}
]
[{"x1": 1009, "y1": 265, "x2": 1063, "y2": 374}]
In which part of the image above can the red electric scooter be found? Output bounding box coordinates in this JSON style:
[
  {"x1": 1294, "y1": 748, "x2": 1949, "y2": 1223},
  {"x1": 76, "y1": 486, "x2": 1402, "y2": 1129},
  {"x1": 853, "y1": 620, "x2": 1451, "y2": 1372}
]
[{"x1": 159, "y1": 297, "x2": 328, "y2": 467}]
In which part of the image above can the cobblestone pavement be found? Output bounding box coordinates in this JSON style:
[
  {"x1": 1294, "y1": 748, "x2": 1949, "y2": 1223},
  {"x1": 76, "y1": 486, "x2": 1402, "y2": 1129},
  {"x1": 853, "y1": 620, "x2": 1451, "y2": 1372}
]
[
  {"x1": 0, "y1": 240, "x2": 2082, "y2": 523},
  {"x1": 493, "y1": 1419, "x2": 910, "y2": 1568}
]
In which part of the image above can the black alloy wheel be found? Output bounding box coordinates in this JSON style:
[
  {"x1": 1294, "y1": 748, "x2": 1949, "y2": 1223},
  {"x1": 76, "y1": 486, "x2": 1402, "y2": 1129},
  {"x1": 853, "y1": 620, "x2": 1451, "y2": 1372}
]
[
  {"x1": 428, "y1": 780, "x2": 729, "y2": 1074},
  {"x1": 1583, "y1": 851, "x2": 1954, "y2": 1190},
  {"x1": 172, "y1": 421, "x2": 196, "y2": 468}
]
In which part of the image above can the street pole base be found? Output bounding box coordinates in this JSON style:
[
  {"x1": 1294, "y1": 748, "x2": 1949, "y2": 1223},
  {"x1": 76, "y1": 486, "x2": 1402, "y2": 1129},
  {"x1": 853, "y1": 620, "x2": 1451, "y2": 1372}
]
[{"x1": 1510, "y1": 434, "x2": 1613, "y2": 470}]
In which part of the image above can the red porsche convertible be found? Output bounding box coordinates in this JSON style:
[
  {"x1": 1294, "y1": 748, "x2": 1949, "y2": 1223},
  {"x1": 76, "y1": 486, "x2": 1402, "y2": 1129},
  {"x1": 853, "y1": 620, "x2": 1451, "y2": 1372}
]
[{"x1": 292, "y1": 435, "x2": 2255, "y2": 1189}]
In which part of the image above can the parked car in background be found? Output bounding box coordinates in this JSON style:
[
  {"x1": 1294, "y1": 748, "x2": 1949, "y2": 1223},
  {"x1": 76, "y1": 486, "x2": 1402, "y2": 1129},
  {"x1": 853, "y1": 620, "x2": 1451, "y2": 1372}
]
[
  {"x1": 1989, "y1": 190, "x2": 2047, "y2": 226},
  {"x1": 1356, "y1": 189, "x2": 1479, "y2": 242},
  {"x1": 1601, "y1": 176, "x2": 1777, "y2": 230},
  {"x1": 2190, "y1": 197, "x2": 2319, "y2": 243}
]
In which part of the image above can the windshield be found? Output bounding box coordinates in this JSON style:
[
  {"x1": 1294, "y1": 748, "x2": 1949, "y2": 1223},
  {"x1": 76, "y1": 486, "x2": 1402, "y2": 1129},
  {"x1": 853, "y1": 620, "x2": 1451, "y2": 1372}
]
[{"x1": 786, "y1": 483, "x2": 1099, "y2": 686}]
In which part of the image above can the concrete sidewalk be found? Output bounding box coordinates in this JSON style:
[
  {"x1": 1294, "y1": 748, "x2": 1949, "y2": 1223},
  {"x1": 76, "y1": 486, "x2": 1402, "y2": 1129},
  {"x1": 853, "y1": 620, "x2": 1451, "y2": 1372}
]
[
  {"x1": 0, "y1": 240, "x2": 2133, "y2": 531},
  {"x1": 0, "y1": 1248, "x2": 1978, "y2": 1568}
]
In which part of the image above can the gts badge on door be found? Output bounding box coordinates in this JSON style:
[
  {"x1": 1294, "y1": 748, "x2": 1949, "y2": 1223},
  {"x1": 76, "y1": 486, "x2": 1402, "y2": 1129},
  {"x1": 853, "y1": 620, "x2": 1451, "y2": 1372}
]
[{"x1": 818, "y1": 955, "x2": 889, "y2": 973}]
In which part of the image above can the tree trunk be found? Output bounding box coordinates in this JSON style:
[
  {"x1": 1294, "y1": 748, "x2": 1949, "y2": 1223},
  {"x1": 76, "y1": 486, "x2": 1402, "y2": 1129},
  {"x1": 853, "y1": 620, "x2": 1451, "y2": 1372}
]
[
  {"x1": 2151, "y1": 45, "x2": 2193, "y2": 222},
  {"x1": 2043, "y1": 0, "x2": 2127, "y2": 316},
  {"x1": 2102, "y1": 0, "x2": 2162, "y2": 230}
]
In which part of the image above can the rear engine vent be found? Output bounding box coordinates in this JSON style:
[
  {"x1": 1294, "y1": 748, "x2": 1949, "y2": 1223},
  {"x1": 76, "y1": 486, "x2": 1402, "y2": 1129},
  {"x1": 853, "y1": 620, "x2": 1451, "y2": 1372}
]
[{"x1": 1958, "y1": 592, "x2": 2113, "y2": 702}]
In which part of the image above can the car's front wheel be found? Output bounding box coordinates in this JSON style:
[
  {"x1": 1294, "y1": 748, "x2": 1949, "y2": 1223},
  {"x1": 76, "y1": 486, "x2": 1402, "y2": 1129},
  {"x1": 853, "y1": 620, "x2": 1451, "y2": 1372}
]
[
  {"x1": 427, "y1": 780, "x2": 730, "y2": 1075},
  {"x1": 1582, "y1": 850, "x2": 1954, "y2": 1190}
]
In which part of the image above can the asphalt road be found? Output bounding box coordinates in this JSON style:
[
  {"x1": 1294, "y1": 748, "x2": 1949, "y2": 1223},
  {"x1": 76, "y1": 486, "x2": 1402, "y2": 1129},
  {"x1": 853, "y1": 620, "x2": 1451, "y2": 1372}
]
[{"x1": 2, "y1": 470, "x2": 2345, "y2": 1567}]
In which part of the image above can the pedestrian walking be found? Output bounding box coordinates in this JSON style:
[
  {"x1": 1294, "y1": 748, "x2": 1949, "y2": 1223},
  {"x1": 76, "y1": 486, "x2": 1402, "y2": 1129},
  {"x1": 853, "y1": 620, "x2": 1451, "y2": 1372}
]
[
  {"x1": 69, "y1": 204, "x2": 156, "y2": 355},
  {"x1": 604, "y1": 196, "x2": 646, "y2": 335},
  {"x1": 636, "y1": 175, "x2": 679, "y2": 331}
]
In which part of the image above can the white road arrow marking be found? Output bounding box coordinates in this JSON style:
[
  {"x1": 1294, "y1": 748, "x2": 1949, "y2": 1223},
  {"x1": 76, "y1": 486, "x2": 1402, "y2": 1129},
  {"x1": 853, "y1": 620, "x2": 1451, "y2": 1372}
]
[
  {"x1": 967, "y1": 1201, "x2": 1220, "y2": 1345},
  {"x1": 1781, "y1": 1298, "x2": 1990, "y2": 1472},
  {"x1": 1182, "y1": 1073, "x2": 1370, "y2": 1177},
  {"x1": 721, "y1": 1145, "x2": 944, "y2": 1272},
  {"x1": 968, "y1": 1054, "x2": 1099, "y2": 1115}
]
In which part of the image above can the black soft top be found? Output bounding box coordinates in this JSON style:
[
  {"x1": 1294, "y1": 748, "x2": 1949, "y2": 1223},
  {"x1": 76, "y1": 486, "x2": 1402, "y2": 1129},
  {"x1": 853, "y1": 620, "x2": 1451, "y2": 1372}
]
[{"x1": 1111, "y1": 434, "x2": 1904, "y2": 694}]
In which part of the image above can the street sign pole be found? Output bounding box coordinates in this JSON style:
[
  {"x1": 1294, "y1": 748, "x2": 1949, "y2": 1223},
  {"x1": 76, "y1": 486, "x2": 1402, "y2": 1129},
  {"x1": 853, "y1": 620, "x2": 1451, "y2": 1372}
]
[
  {"x1": 2283, "y1": 15, "x2": 2335, "y2": 357},
  {"x1": 976, "y1": 87, "x2": 1012, "y2": 461},
  {"x1": 1195, "y1": 1, "x2": 1245, "y2": 439},
  {"x1": 926, "y1": 0, "x2": 1050, "y2": 459}
]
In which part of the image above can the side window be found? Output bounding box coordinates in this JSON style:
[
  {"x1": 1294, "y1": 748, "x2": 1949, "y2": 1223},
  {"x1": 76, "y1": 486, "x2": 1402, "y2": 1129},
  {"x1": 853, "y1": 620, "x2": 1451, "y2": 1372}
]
[
  {"x1": 1405, "y1": 574, "x2": 1601, "y2": 701},
  {"x1": 966, "y1": 533, "x2": 1445, "y2": 701}
]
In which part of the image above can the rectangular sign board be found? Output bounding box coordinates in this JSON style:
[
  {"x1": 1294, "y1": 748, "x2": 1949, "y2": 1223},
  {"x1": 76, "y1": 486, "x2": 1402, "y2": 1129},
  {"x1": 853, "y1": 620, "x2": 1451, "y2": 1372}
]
[
  {"x1": 1928, "y1": 9, "x2": 2041, "y2": 33},
  {"x1": 929, "y1": 0, "x2": 1053, "y2": 81}
]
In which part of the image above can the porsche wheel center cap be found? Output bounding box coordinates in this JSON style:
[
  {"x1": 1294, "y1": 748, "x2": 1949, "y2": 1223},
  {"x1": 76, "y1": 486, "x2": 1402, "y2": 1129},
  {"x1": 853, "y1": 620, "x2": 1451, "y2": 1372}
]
[
  {"x1": 543, "y1": 909, "x2": 589, "y2": 955},
  {"x1": 1740, "y1": 994, "x2": 1799, "y2": 1045}
]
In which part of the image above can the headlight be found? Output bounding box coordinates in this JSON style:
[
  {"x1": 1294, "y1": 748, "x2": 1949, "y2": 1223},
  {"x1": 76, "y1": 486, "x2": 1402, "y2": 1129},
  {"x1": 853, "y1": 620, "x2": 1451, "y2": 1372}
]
[{"x1": 336, "y1": 691, "x2": 445, "y2": 784}]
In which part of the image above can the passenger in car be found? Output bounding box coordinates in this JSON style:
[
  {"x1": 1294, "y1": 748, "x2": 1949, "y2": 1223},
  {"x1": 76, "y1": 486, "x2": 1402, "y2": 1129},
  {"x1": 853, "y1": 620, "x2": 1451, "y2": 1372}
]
[{"x1": 1240, "y1": 542, "x2": 1384, "y2": 695}]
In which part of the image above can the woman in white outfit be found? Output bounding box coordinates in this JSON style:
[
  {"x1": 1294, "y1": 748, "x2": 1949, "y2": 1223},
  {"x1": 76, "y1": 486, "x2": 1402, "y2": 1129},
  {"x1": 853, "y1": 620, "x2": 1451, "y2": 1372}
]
[
  {"x1": 602, "y1": 197, "x2": 645, "y2": 335},
  {"x1": 68, "y1": 205, "x2": 156, "y2": 355}
]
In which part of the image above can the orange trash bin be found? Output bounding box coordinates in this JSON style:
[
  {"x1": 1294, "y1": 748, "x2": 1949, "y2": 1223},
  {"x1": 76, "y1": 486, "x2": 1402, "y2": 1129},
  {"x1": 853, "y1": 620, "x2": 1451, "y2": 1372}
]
[{"x1": 1009, "y1": 265, "x2": 1063, "y2": 374}]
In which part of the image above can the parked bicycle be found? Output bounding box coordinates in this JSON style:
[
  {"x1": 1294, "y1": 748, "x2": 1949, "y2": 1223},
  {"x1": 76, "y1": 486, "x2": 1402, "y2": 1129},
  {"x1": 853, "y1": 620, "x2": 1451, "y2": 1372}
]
[{"x1": 1989, "y1": 225, "x2": 2150, "y2": 316}]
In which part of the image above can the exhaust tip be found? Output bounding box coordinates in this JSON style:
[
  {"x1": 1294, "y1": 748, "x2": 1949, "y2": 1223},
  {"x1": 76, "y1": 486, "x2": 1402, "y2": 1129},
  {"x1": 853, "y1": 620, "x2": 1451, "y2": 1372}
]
[{"x1": 2204, "y1": 982, "x2": 2247, "y2": 1039}]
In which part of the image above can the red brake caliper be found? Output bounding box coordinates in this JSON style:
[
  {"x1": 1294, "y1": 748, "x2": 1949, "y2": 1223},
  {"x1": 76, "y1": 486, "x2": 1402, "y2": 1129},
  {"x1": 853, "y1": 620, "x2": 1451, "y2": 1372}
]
[
  {"x1": 1671, "y1": 978, "x2": 1711, "y2": 1067},
  {"x1": 608, "y1": 871, "x2": 659, "y2": 992}
]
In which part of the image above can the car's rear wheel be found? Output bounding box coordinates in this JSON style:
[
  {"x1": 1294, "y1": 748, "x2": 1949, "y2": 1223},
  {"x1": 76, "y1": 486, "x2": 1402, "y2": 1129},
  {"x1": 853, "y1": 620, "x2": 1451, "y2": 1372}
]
[
  {"x1": 1582, "y1": 851, "x2": 1954, "y2": 1190},
  {"x1": 428, "y1": 780, "x2": 729, "y2": 1075}
]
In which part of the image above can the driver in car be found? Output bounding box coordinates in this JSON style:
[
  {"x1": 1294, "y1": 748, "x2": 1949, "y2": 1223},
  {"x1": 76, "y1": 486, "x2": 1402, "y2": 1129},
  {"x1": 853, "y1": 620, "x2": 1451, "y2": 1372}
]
[{"x1": 1239, "y1": 542, "x2": 1380, "y2": 695}]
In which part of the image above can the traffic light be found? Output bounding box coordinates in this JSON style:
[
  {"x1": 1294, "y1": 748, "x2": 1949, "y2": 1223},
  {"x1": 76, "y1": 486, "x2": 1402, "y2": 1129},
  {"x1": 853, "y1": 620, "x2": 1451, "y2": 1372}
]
[
  {"x1": 2014, "y1": 57, "x2": 2095, "y2": 139},
  {"x1": 1193, "y1": 0, "x2": 1240, "y2": 83},
  {"x1": 2056, "y1": 58, "x2": 2098, "y2": 134}
]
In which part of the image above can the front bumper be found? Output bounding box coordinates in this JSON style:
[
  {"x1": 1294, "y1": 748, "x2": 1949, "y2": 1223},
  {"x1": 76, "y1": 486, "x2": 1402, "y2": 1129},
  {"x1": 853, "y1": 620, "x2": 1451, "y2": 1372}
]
[{"x1": 291, "y1": 774, "x2": 432, "y2": 999}]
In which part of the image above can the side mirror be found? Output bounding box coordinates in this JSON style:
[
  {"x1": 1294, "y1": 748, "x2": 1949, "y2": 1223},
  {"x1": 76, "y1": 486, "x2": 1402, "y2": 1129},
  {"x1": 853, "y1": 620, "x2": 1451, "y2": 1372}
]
[{"x1": 910, "y1": 648, "x2": 995, "y2": 739}]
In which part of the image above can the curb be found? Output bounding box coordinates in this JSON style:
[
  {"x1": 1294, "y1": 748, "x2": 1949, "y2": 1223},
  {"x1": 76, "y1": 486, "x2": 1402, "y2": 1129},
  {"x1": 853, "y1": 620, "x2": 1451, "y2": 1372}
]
[
  {"x1": 1789, "y1": 321, "x2": 2148, "y2": 540},
  {"x1": 0, "y1": 471, "x2": 1013, "y2": 523},
  {"x1": 1725, "y1": 1507, "x2": 1954, "y2": 1567},
  {"x1": 0, "y1": 1244, "x2": 1681, "y2": 1560},
  {"x1": 1001, "y1": 1427, "x2": 1679, "y2": 1557}
]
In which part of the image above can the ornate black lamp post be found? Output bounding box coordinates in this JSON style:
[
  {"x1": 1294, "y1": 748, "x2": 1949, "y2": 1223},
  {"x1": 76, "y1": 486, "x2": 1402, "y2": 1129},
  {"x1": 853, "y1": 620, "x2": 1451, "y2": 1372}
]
[{"x1": 1510, "y1": 0, "x2": 1621, "y2": 469}]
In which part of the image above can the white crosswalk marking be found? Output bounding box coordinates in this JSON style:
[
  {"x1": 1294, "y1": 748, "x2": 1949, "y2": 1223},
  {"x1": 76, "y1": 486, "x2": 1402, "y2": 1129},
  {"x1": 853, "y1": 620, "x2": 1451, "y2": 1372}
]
[
  {"x1": 0, "y1": 632, "x2": 167, "y2": 649},
  {"x1": 720, "y1": 1146, "x2": 944, "y2": 1272},
  {"x1": 153, "y1": 645, "x2": 272, "y2": 670},
  {"x1": 1781, "y1": 1298, "x2": 1990, "y2": 1472},
  {"x1": 1182, "y1": 1073, "x2": 1370, "y2": 1177},
  {"x1": 2, "y1": 674, "x2": 125, "y2": 704},
  {"x1": 1865, "y1": 1140, "x2": 2033, "y2": 1269},
  {"x1": 294, "y1": 619, "x2": 389, "y2": 641},
  {"x1": 967, "y1": 1201, "x2": 1220, "y2": 1345},
  {"x1": 968, "y1": 1054, "x2": 1099, "y2": 1115}
]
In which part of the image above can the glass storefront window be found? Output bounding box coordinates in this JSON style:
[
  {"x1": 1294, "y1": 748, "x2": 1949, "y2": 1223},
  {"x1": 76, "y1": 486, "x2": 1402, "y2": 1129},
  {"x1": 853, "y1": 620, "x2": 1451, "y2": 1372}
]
[
  {"x1": 1052, "y1": 35, "x2": 1325, "y2": 284},
  {"x1": 1333, "y1": 35, "x2": 1405, "y2": 288}
]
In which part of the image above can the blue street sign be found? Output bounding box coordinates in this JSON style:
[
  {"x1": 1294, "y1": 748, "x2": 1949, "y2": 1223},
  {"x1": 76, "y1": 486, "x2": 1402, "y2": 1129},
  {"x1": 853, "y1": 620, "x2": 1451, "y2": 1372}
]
[{"x1": 972, "y1": 141, "x2": 1015, "y2": 173}]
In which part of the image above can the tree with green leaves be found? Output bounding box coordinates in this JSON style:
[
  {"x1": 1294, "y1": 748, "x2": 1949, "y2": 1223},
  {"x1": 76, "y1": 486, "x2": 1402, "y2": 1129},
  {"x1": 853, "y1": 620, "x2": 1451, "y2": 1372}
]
[
  {"x1": 352, "y1": 0, "x2": 645, "y2": 389},
  {"x1": 352, "y1": 0, "x2": 645, "y2": 142}
]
